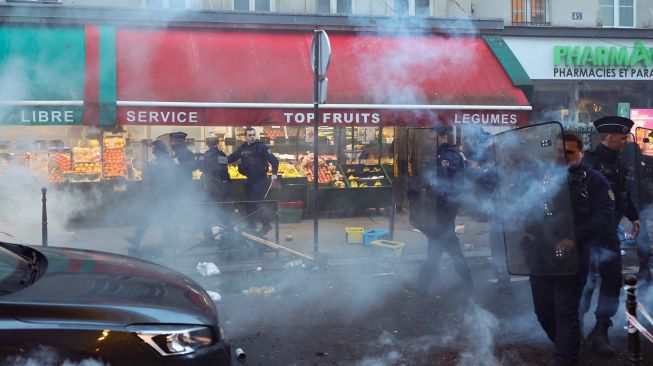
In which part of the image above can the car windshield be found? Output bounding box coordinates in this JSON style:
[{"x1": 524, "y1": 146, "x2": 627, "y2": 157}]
[{"x1": 0, "y1": 244, "x2": 30, "y2": 295}]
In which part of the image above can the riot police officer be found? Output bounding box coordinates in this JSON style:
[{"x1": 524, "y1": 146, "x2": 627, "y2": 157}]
[
  {"x1": 200, "y1": 137, "x2": 232, "y2": 242},
  {"x1": 580, "y1": 115, "x2": 640, "y2": 356},
  {"x1": 404, "y1": 126, "x2": 473, "y2": 296},
  {"x1": 170, "y1": 131, "x2": 199, "y2": 187},
  {"x1": 228, "y1": 127, "x2": 279, "y2": 236},
  {"x1": 127, "y1": 140, "x2": 179, "y2": 248},
  {"x1": 530, "y1": 133, "x2": 614, "y2": 366}
]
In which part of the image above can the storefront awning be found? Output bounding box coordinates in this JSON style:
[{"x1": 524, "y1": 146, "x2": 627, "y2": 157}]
[
  {"x1": 0, "y1": 26, "x2": 86, "y2": 126},
  {"x1": 113, "y1": 29, "x2": 531, "y2": 128}
]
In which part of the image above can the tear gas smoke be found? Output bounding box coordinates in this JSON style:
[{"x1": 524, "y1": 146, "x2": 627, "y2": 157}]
[{"x1": 2, "y1": 345, "x2": 106, "y2": 366}]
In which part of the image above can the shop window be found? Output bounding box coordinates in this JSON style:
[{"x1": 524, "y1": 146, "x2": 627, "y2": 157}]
[
  {"x1": 601, "y1": 0, "x2": 635, "y2": 27},
  {"x1": 255, "y1": 0, "x2": 270, "y2": 11},
  {"x1": 168, "y1": 0, "x2": 185, "y2": 8},
  {"x1": 336, "y1": 0, "x2": 352, "y2": 14},
  {"x1": 316, "y1": 0, "x2": 331, "y2": 13},
  {"x1": 145, "y1": 0, "x2": 164, "y2": 7},
  {"x1": 6, "y1": 0, "x2": 61, "y2": 3},
  {"x1": 511, "y1": 0, "x2": 550, "y2": 26},
  {"x1": 394, "y1": 0, "x2": 409, "y2": 15},
  {"x1": 234, "y1": 0, "x2": 249, "y2": 11},
  {"x1": 415, "y1": 0, "x2": 430, "y2": 16}
]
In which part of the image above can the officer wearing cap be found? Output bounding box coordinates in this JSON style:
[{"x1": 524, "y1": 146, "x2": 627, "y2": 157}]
[
  {"x1": 170, "y1": 132, "x2": 199, "y2": 185},
  {"x1": 127, "y1": 140, "x2": 179, "y2": 248},
  {"x1": 200, "y1": 137, "x2": 232, "y2": 242},
  {"x1": 228, "y1": 127, "x2": 279, "y2": 236},
  {"x1": 580, "y1": 115, "x2": 639, "y2": 356},
  {"x1": 404, "y1": 126, "x2": 473, "y2": 296}
]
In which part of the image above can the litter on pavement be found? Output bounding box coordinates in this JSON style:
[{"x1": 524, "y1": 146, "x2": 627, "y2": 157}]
[
  {"x1": 207, "y1": 291, "x2": 222, "y2": 302},
  {"x1": 196, "y1": 262, "x2": 221, "y2": 276}
]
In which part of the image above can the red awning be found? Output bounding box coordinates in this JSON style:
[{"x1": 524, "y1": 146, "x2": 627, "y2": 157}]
[{"x1": 115, "y1": 29, "x2": 530, "y2": 128}]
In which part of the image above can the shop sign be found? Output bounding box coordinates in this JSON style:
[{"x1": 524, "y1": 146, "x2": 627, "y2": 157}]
[
  {"x1": 504, "y1": 37, "x2": 653, "y2": 80},
  {"x1": 453, "y1": 112, "x2": 519, "y2": 125},
  {"x1": 117, "y1": 106, "x2": 529, "y2": 127},
  {"x1": 2, "y1": 106, "x2": 83, "y2": 126}
]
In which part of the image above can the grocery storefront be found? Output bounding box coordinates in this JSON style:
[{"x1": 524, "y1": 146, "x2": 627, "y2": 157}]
[{"x1": 0, "y1": 17, "x2": 531, "y2": 224}]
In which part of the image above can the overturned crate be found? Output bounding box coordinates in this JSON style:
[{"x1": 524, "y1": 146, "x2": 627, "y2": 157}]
[{"x1": 369, "y1": 240, "x2": 405, "y2": 274}]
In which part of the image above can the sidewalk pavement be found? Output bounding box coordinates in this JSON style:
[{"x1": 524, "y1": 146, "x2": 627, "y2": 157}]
[{"x1": 10, "y1": 211, "x2": 495, "y2": 275}]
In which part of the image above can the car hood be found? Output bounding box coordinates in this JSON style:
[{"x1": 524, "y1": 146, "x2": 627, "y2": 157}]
[{"x1": 1, "y1": 246, "x2": 218, "y2": 327}]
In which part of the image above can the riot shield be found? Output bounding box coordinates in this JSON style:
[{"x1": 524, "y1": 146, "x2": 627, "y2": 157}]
[
  {"x1": 406, "y1": 128, "x2": 439, "y2": 234},
  {"x1": 493, "y1": 121, "x2": 579, "y2": 275},
  {"x1": 635, "y1": 128, "x2": 653, "y2": 210},
  {"x1": 622, "y1": 133, "x2": 639, "y2": 208}
]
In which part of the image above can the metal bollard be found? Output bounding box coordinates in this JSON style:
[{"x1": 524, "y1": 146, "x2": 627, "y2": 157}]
[
  {"x1": 41, "y1": 187, "x2": 48, "y2": 247},
  {"x1": 625, "y1": 274, "x2": 643, "y2": 366}
]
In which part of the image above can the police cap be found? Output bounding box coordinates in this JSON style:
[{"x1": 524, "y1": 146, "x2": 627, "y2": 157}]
[
  {"x1": 206, "y1": 137, "x2": 218, "y2": 147},
  {"x1": 170, "y1": 132, "x2": 188, "y2": 140},
  {"x1": 593, "y1": 116, "x2": 634, "y2": 134}
]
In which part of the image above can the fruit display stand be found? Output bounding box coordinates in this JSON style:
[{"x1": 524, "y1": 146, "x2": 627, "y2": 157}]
[
  {"x1": 71, "y1": 142, "x2": 102, "y2": 183},
  {"x1": 48, "y1": 148, "x2": 72, "y2": 183},
  {"x1": 323, "y1": 164, "x2": 393, "y2": 213},
  {"x1": 102, "y1": 134, "x2": 128, "y2": 179}
]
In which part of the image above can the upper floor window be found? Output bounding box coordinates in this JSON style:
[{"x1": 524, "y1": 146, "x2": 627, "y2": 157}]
[
  {"x1": 234, "y1": 0, "x2": 272, "y2": 12},
  {"x1": 144, "y1": 0, "x2": 187, "y2": 8},
  {"x1": 336, "y1": 0, "x2": 352, "y2": 14},
  {"x1": 511, "y1": 0, "x2": 550, "y2": 26},
  {"x1": 316, "y1": 0, "x2": 331, "y2": 13},
  {"x1": 415, "y1": 0, "x2": 430, "y2": 16},
  {"x1": 394, "y1": 0, "x2": 409, "y2": 15},
  {"x1": 601, "y1": 0, "x2": 635, "y2": 27}
]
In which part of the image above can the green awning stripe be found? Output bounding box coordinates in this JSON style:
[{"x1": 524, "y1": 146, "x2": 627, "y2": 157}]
[
  {"x1": 483, "y1": 35, "x2": 533, "y2": 101},
  {"x1": 98, "y1": 25, "x2": 116, "y2": 127}
]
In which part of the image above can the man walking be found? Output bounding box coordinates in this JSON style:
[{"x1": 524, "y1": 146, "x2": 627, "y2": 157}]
[
  {"x1": 228, "y1": 127, "x2": 279, "y2": 237},
  {"x1": 581, "y1": 116, "x2": 640, "y2": 356}
]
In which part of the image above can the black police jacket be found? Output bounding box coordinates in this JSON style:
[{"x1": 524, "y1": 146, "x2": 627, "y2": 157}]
[
  {"x1": 202, "y1": 147, "x2": 230, "y2": 184},
  {"x1": 582, "y1": 143, "x2": 638, "y2": 222},
  {"x1": 228, "y1": 140, "x2": 279, "y2": 179},
  {"x1": 568, "y1": 163, "x2": 615, "y2": 246}
]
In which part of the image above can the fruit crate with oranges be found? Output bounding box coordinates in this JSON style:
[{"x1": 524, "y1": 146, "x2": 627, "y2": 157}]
[
  {"x1": 47, "y1": 148, "x2": 72, "y2": 183},
  {"x1": 103, "y1": 148, "x2": 127, "y2": 178}
]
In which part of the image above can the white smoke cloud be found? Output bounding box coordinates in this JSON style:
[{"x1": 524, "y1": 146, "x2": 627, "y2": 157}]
[{"x1": 3, "y1": 345, "x2": 107, "y2": 366}]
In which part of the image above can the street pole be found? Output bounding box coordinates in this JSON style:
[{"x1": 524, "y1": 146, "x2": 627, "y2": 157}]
[
  {"x1": 625, "y1": 275, "x2": 643, "y2": 366},
  {"x1": 313, "y1": 30, "x2": 320, "y2": 253},
  {"x1": 41, "y1": 187, "x2": 48, "y2": 247}
]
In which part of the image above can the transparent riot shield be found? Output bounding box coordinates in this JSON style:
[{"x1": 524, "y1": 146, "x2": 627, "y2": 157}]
[
  {"x1": 622, "y1": 133, "x2": 639, "y2": 208},
  {"x1": 406, "y1": 128, "x2": 439, "y2": 234},
  {"x1": 493, "y1": 121, "x2": 579, "y2": 275}
]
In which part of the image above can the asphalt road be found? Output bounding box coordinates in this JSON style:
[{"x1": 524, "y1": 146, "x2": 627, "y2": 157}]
[{"x1": 192, "y1": 259, "x2": 653, "y2": 366}]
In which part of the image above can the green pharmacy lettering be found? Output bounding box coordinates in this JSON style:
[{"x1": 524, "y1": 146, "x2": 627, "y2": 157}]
[{"x1": 553, "y1": 41, "x2": 653, "y2": 68}]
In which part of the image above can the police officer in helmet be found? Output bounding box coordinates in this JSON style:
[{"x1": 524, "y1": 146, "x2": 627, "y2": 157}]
[
  {"x1": 404, "y1": 125, "x2": 473, "y2": 296},
  {"x1": 580, "y1": 116, "x2": 639, "y2": 356},
  {"x1": 228, "y1": 127, "x2": 279, "y2": 236},
  {"x1": 170, "y1": 131, "x2": 198, "y2": 185}
]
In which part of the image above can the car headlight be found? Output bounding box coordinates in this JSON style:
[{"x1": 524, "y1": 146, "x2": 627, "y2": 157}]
[{"x1": 127, "y1": 325, "x2": 215, "y2": 356}]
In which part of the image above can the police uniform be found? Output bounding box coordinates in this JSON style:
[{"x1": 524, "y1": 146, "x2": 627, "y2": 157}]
[
  {"x1": 580, "y1": 115, "x2": 637, "y2": 356},
  {"x1": 128, "y1": 141, "x2": 179, "y2": 248},
  {"x1": 170, "y1": 132, "x2": 199, "y2": 185},
  {"x1": 228, "y1": 139, "x2": 279, "y2": 234},
  {"x1": 408, "y1": 135, "x2": 473, "y2": 295},
  {"x1": 530, "y1": 161, "x2": 615, "y2": 366},
  {"x1": 199, "y1": 140, "x2": 232, "y2": 242}
]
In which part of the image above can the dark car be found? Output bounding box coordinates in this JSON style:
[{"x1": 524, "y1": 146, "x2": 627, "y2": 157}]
[{"x1": 0, "y1": 240, "x2": 231, "y2": 365}]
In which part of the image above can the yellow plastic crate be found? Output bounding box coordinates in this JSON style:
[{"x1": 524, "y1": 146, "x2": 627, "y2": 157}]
[
  {"x1": 345, "y1": 227, "x2": 364, "y2": 244},
  {"x1": 371, "y1": 240, "x2": 405, "y2": 257}
]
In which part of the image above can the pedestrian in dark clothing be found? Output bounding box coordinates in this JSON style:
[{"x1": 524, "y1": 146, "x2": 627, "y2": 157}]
[
  {"x1": 170, "y1": 131, "x2": 199, "y2": 188},
  {"x1": 405, "y1": 126, "x2": 473, "y2": 296},
  {"x1": 127, "y1": 140, "x2": 179, "y2": 248},
  {"x1": 228, "y1": 127, "x2": 279, "y2": 237},
  {"x1": 580, "y1": 115, "x2": 639, "y2": 357},
  {"x1": 200, "y1": 137, "x2": 232, "y2": 242},
  {"x1": 530, "y1": 133, "x2": 614, "y2": 366}
]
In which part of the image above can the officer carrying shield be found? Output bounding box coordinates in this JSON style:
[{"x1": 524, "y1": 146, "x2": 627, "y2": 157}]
[
  {"x1": 404, "y1": 126, "x2": 473, "y2": 296},
  {"x1": 580, "y1": 116, "x2": 639, "y2": 356},
  {"x1": 228, "y1": 127, "x2": 279, "y2": 236},
  {"x1": 529, "y1": 133, "x2": 614, "y2": 366}
]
